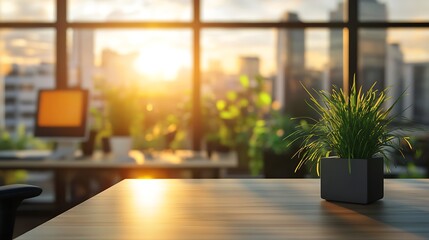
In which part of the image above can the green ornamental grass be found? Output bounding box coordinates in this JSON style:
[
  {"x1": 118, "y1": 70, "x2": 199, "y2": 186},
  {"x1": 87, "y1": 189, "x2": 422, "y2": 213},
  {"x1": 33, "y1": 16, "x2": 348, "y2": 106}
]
[{"x1": 289, "y1": 80, "x2": 411, "y2": 175}]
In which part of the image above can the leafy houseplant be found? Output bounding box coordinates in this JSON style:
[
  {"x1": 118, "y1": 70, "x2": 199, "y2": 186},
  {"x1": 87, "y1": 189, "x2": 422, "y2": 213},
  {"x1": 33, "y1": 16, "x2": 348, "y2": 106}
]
[
  {"x1": 0, "y1": 125, "x2": 48, "y2": 184},
  {"x1": 249, "y1": 110, "x2": 306, "y2": 177},
  {"x1": 102, "y1": 84, "x2": 140, "y2": 159},
  {"x1": 104, "y1": 87, "x2": 140, "y2": 137},
  {"x1": 202, "y1": 94, "x2": 230, "y2": 158},
  {"x1": 289, "y1": 80, "x2": 411, "y2": 204},
  {"x1": 80, "y1": 107, "x2": 112, "y2": 156},
  {"x1": 215, "y1": 75, "x2": 272, "y2": 173}
]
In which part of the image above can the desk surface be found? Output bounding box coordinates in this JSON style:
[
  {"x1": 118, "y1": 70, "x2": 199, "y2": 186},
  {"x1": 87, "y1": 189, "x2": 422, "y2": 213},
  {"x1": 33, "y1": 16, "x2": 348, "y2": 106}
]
[{"x1": 17, "y1": 179, "x2": 429, "y2": 240}]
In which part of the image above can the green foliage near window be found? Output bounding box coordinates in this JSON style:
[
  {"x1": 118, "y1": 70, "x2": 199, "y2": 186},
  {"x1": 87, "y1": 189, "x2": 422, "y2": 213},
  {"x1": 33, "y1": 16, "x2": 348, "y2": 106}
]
[
  {"x1": 248, "y1": 110, "x2": 297, "y2": 175},
  {"x1": 0, "y1": 125, "x2": 48, "y2": 150},
  {"x1": 102, "y1": 84, "x2": 141, "y2": 136},
  {"x1": 202, "y1": 94, "x2": 224, "y2": 143},
  {"x1": 86, "y1": 107, "x2": 111, "y2": 149},
  {"x1": 0, "y1": 125, "x2": 49, "y2": 185},
  {"x1": 288, "y1": 79, "x2": 412, "y2": 175},
  {"x1": 399, "y1": 162, "x2": 425, "y2": 178},
  {"x1": 99, "y1": 81, "x2": 190, "y2": 150},
  {"x1": 209, "y1": 75, "x2": 272, "y2": 172},
  {"x1": 132, "y1": 113, "x2": 188, "y2": 151},
  {"x1": 215, "y1": 75, "x2": 271, "y2": 147}
]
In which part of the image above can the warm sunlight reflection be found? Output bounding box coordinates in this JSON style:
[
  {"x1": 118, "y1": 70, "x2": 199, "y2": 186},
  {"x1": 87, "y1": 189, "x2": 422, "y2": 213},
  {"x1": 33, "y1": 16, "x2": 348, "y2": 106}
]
[
  {"x1": 159, "y1": 152, "x2": 181, "y2": 164},
  {"x1": 131, "y1": 180, "x2": 166, "y2": 212},
  {"x1": 133, "y1": 45, "x2": 188, "y2": 81},
  {"x1": 129, "y1": 150, "x2": 145, "y2": 164}
]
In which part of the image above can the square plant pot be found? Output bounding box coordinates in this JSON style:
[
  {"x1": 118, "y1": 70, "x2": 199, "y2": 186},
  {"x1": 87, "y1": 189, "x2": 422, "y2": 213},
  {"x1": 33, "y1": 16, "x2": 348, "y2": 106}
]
[{"x1": 321, "y1": 157, "x2": 384, "y2": 204}]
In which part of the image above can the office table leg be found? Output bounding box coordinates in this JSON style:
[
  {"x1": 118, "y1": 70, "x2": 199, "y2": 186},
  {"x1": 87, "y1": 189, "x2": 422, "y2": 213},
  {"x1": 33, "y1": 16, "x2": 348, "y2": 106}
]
[
  {"x1": 218, "y1": 168, "x2": 227, "y2": 178},
  {"x1": 53, "y1": 169, "x2": 67, "y2": 210},
  {"x1": 191, "y1": 169, "x2": 223, "y2": 178}
]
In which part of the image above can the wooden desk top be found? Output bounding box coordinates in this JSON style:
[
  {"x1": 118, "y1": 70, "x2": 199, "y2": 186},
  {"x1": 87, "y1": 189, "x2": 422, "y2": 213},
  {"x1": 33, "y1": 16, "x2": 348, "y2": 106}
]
[
  {"x1": 17, "y1": 179, "x2": 429, "y2": 240},
  {"x1": 0, "y1": 151, "x2": 237, "y2": 170}
]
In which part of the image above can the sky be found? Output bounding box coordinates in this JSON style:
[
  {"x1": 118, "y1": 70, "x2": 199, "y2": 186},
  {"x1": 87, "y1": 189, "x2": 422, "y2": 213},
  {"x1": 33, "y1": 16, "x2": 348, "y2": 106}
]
[
  {"x1": 2, "y1": 0, "x2": 429, "y2": 22},
  {"x1": 68, "y1": 0, "x2": 191, "y2": 21}
]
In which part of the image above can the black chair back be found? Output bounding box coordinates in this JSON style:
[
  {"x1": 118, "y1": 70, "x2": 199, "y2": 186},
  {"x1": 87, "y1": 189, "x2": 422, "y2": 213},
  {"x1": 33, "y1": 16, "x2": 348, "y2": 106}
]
[{"x1": 0, "y1": 184, "x2": 42, "y2": 240}]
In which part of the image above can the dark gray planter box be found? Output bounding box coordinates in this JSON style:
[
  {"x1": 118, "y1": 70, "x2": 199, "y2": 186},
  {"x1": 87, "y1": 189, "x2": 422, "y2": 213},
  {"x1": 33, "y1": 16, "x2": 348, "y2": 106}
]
[{"x1": 321, "y1": 157, "x2": 384, "y2": 204}]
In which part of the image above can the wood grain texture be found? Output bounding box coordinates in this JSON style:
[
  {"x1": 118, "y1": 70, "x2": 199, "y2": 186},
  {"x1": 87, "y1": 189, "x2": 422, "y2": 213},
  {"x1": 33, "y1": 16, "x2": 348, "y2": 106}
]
[{"x1": 17, "y1": 179, "x2": 429, "y2": 240}]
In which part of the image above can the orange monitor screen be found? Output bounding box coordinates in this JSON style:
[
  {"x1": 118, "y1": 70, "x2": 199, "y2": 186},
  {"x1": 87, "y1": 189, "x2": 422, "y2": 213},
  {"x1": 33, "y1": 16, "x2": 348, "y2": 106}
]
[{"x1": 38, "y1": 91, "x2": 84, "y2": 127}]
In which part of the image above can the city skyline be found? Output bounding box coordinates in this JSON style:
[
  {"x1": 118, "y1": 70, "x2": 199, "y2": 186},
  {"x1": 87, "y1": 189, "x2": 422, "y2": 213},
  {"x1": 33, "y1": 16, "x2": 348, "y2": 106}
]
[{"x1": 1, "y1": 29, "x2": 429, "y2": 79}]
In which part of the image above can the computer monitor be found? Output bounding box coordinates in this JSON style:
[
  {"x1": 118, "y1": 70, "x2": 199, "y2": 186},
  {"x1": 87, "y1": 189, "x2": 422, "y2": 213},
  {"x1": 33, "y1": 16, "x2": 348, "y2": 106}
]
[{"x1": 34, "y1": 89, "x2": 89, "y2": 159}]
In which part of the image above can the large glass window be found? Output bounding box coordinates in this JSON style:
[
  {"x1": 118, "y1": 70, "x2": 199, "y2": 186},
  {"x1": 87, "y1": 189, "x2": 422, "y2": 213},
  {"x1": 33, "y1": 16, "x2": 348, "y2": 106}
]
[
  {"x1": 0, "y1": 29, "x2": 55, "y2": 133},
  {"x1": 200, "y1": 27, "x2": 339, "y2": 173},
  {"x1": 68, "y1": 29, "x2": 192, "y2": 150},
  {"x1": 202, "y1": 29, "x2": 337, "y2": 118},
  {"x1": 358, "y1": 29, "x2": 429, "y2": 124}
]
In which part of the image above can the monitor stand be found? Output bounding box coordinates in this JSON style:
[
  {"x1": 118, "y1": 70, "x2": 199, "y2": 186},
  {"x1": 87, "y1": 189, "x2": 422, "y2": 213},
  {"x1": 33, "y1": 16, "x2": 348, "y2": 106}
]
[{"x1": 50, "y1": 142, "x2": 77, "y2": 160}]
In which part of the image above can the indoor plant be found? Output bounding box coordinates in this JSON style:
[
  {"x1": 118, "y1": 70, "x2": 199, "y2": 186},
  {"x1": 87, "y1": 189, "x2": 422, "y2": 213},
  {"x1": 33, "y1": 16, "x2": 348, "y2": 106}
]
[
  {"x1": 289, "y1": 80, "x2": 411, "y2": 204},
  {"x1": 215, "y1": 75, "x2": 272, "y2": 173},
  {"x1": 202, "y1": 94, "x2": 230, "y2": 158},
  {"x1": 249, "y1": 109, "x2": 306, "y2": 178},
  {"x1": 102, "y1": 84, "x2": 140, "y2": 159}
]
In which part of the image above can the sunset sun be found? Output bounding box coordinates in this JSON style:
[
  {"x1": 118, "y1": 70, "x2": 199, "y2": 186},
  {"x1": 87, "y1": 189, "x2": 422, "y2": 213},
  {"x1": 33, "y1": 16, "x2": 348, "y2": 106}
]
[{"x1": 133, "y1": 45, "x2": 189, "y2": 81}]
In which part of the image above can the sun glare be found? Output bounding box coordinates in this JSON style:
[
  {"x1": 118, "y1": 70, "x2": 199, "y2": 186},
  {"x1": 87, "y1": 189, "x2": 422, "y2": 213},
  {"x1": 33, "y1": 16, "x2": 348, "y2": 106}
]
[
  {"x1": 131, "y1": 180, "x2": 166, "y2": 211},
  {"x1": 133, "y1": 46, "x2": 188, "y2": 81}
]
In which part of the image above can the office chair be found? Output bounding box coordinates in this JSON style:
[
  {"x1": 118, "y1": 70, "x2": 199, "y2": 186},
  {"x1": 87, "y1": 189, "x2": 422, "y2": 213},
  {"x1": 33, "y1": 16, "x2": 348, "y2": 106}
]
[{"x1": 0, "y1": 184, "x2": 42, "y2": 240}]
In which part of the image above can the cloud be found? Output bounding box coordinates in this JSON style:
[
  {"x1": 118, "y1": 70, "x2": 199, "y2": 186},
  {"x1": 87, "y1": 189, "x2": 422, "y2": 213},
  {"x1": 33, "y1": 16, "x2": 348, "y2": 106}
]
[
  {"x1": 0, "y1": 30, "x2": 54, "y2": 64},
  {"x1": 382, "y1": 0, "x2": 429, "y2": 21},
  {"x1": 202, "y1": 0, "x2": 339, "y2": 21},
  {"x1": 69, "y1": 0, "x2": 191, "y2": 21},
  {"x1": 0, "y1": 0, "x2": 53, "y2": 21}
]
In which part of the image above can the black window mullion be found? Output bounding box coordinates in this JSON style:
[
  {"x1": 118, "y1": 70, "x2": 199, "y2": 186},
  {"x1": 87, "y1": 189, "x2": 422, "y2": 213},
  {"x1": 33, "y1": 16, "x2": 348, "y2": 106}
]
[
  {"x1": 346, "y1": 0, "x2": 358, "y2": 94},
  {"x1": 56, "y1": 0, "x2": 67, "y2": 89},
  {"x1": 358, "y1": 22, "x2": 429, "y2": 28},
  {"x1": 192, "y1": 0, "x2": 201, "y2": 150}
]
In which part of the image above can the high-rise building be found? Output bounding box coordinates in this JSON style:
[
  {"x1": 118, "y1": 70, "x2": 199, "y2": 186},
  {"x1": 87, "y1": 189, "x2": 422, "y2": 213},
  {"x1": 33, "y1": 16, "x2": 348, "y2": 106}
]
[
  {"x1": 404, "y1": 62, "x2": 429, "y2": 124},
  {"x1": 4, "y1": 64, "x2": 54, "y2": 133},
  {"x1": 68, "y1": 29, "x2": 105, "y2": 111},
  {"x1": 238, "y1": 56, "x2": 260, "y2": 81},
  {"x1": 385, "y1": 43, "x2": 404, "y2": 118},
  {"x1": 328, "y1": 2, "x2": 344, "y2": 90},
  {"x1": 69, "y1": 29, "x2": 94, "y2": 89},
  {"x1": 1, "y1": 31, "x2": 55, "y2": 134},
  {"x1": 329, "y1": 0, "x2": 387, "y2": 92},
  {"x1": 202, "y1": 59, "x2": 228, "y2": 98},
  {"x1": 275, "y1": 12, "x2": 306, "y2": 116}
]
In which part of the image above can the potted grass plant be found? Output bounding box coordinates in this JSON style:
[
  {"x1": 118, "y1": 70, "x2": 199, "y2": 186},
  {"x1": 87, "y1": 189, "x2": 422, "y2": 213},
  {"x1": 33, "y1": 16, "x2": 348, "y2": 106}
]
[{"x1": 289, "y1": 80, "x2": 411, "y2": 204}]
